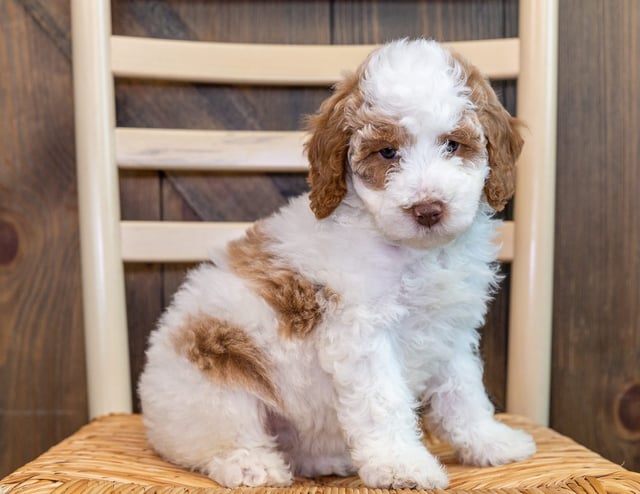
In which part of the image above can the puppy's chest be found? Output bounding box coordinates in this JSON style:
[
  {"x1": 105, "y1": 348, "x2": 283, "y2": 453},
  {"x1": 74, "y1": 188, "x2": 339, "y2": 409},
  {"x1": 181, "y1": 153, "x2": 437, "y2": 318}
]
[
  {"x1": 338, "y1": 241, "x2": 494, "y2": 316},
  {"x1": 398, "y1": 248, "x2": 483, "y2": 311},
  {"x1": 395, "y1": 249, "x2": 494, "y2": 384}
]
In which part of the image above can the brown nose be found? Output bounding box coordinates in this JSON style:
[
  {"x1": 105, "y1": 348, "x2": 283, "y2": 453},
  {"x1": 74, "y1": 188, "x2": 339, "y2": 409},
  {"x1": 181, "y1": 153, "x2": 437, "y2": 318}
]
[{"x1": 411, "y1": 200, "x2": 444, "y2": 227}]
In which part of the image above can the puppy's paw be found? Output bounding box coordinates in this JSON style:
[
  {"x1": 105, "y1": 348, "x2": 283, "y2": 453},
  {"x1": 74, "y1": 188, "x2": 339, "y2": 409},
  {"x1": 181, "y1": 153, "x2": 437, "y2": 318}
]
[
  {"x1": 458, "y1": 421, "x2": 536, "y2": 466},
  {"x1": 358, "y1": 449, "x2": 449, "y2": 490},
  {"x1": 206, "y1": 448, "x2": 293, "y2": 488}
]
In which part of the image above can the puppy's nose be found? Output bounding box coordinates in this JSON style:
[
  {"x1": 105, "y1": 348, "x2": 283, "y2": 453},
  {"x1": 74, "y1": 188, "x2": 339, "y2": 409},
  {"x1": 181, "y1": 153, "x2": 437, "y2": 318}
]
[{"x1": 411, "y1": 200, "x2": 444, "y2": 227}]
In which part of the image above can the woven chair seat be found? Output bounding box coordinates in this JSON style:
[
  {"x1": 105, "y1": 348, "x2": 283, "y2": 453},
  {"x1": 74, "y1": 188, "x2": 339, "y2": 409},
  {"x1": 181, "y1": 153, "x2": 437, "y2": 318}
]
[{"x1": 2, "y1": 413, "x2": 639, "y2": 493}]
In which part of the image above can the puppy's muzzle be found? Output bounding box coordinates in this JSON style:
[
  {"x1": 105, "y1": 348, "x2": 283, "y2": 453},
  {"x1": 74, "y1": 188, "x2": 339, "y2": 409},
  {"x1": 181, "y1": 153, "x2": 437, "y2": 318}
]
[{"x1": 410, "y1": 200, "x2": 445, "y2": 228}]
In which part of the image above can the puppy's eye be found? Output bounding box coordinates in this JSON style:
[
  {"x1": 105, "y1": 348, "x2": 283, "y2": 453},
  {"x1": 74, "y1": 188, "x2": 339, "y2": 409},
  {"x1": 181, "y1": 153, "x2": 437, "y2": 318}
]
[
  {"x1": 445, "y1": 140, "x2": 460, "y2": 154},
  {"x1": 379, "y1": 148, "x2": 398, "y2": 159}
]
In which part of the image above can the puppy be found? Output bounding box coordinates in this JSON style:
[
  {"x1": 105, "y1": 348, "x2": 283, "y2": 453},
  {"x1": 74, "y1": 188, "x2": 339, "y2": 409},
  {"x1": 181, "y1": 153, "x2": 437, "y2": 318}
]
[{"x1": 139, "y1": 38, "x2": 535, "y2": 489}]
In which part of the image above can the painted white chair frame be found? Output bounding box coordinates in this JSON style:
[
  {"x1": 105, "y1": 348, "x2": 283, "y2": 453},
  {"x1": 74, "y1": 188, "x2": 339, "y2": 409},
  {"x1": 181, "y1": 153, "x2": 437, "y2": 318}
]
[{"x1": 71, "y1": 0, "x2": 557, "y2": 424}]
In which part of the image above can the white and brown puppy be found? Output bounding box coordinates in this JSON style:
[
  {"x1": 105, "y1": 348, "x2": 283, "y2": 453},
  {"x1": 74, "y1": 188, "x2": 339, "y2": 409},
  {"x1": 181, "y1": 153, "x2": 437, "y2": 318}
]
[{"x1": 139, "y1": 39, "x2": 535, "y2": 489}]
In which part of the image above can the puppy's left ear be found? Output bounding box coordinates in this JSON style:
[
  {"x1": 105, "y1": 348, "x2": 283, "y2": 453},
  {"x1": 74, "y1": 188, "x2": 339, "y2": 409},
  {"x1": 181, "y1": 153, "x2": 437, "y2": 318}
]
[
  {"x1": 477, "y1": 91, "x2": 524, "y2": 212},
  {"x1": 452, "y1": 53, "x2": 524, "y2": 211}
]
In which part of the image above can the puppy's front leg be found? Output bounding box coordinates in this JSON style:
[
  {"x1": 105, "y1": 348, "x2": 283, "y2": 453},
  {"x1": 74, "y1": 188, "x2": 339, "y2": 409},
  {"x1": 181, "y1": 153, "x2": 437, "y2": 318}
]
[
  {"x1": 425, "y1": 351, "x2": 536, "y2": 466},
  {"x1": 317, "y1": 319, "x2": 448, "y2": 489}
]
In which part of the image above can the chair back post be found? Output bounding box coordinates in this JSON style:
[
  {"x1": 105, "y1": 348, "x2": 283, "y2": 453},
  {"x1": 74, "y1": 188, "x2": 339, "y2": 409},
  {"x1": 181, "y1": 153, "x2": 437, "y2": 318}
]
[
  {"x1": 72, "y1": 0, "x2": 133, "y2": 418},
  {"x1": 507, "y1": 0, "x2": 558, "y2": 425}
]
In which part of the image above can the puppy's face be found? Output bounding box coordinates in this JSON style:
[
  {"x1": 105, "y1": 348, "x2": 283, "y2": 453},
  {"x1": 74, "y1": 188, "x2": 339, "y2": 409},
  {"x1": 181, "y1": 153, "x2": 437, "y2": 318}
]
[{"x1": 305, "y1": 39, "x2": 523, "y2": 248}]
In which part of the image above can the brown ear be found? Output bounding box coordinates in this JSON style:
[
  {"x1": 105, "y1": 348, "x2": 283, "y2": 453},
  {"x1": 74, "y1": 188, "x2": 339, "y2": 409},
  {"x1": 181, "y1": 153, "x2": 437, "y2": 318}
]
[
  {"x1": 478, "y1": 96, "x2": 524, "y2": 211},
  {"x1": 452, "y1": 52, "x2": 524, "y2": 211},
  {"x1": 304, "y1": 73, "x2": 360, "y2": 219}
]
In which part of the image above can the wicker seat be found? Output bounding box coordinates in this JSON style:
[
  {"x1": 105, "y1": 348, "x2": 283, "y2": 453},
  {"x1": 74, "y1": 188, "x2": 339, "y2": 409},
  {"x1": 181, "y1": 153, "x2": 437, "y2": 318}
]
[
  {"x1": 3, "y1": 0, "x2": 640, "y2": 493},
  {"x1": 3, "y1": 414, "x2": 640, "y2": 493}
]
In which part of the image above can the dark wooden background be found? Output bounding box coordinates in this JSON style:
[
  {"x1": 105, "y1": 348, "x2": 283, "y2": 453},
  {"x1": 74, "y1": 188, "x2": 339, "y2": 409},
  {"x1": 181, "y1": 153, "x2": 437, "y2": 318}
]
[{"x1": 1, "y1": 0, "x2": 639, "y2": 478}]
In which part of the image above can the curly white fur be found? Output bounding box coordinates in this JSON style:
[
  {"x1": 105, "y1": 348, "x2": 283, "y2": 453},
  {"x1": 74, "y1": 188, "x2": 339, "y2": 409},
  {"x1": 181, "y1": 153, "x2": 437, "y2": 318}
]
[{"x1": 139, "y1": 39, "x2": 535, "y2": 489}]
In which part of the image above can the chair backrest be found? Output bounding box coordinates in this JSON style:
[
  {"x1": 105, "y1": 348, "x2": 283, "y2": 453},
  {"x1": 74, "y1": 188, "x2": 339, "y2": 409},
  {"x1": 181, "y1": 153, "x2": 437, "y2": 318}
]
[{"x1": 71, "y1": 0, "x2": 557, "y2": 424}]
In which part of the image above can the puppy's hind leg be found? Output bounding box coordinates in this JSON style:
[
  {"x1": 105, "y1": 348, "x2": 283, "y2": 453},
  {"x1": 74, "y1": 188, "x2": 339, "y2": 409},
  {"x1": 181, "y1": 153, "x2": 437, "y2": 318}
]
[
  {"x1": 143, "y1": 378, "x2": 293, "y2": 488},
  {"x1": 202, "y1": 392, "x2": 294, "y2": 488},
  {"x1": 140, "y1": 315, "x2": 292, "y2": 487}
]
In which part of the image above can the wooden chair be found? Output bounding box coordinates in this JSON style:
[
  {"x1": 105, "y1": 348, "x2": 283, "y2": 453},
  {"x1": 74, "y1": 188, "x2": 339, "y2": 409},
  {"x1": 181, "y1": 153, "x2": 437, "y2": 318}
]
[{"x1": 2, "y1": 0, "x2": 639, "y2": 492}]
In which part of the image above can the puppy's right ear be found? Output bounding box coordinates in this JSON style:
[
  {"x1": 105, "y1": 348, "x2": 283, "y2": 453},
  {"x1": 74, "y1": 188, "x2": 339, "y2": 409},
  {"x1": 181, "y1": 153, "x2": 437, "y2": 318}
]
[{"x1": 304, "y1": 73, "x2": 359, "y2": 219}]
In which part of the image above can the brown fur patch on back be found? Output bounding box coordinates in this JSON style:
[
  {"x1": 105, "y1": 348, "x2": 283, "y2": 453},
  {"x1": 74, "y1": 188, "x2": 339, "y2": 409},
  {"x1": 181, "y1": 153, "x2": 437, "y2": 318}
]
[
  {"x1": 227, "y1": 224, "x2": 337, "y2": 339},
  {"x1": 173, "y1": 315, "x2": 281, "y2": 406}
]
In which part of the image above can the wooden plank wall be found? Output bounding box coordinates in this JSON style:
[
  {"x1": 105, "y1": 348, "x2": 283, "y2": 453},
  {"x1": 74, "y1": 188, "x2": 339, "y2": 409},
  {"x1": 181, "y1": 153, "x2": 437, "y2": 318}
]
[
  {"x1": 1, "y1": 0, "x2": 639, "y2": 478},
  {"x1": 0, "y1": 0, "x2": 88, "y2": 477},
  {"x1": 553, "y1": 0, "x2": 640, "y2": 468}
]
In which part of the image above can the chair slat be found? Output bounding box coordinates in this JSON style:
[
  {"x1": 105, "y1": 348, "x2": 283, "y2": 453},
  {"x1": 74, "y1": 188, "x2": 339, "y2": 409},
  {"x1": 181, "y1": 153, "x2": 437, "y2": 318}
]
[
  {"x1": 111, "y1": 36, "x2": 519, "y2": 85},
  {"x1": 499, "y1": 220, "x2": 514, "y2": 261},
  {"x1": 121, "y1": 220, "x2": 514, "y2": 263},
  {"x1": 115, "y1": 128, "x2": 308, "y2": 171},
  {"x1": 121, "y1": 221, "x2": 249, "y2": 262}
]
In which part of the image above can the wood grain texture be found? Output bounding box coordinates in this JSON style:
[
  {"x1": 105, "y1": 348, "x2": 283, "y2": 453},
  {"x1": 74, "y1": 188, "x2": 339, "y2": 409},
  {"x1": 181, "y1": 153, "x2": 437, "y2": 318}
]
[
  {"x1": 552, "y1": 0, "x2": 640, "y2": 470},
  {"x1": 332, "y1": 0, "x2": 512, "y2": 43},
  {"x1": 119, "y1": 221, "x2": 514, "y2": 263},
  {"x1": 0, "y1": 0, "x2": 87, "y2": 477},
  {"x1": 115, "y1": 128, "x2": 309, "y2": 171},
  {"x1": 118, "y1": 170, "x2": 162, "y2": 412},
  {"x1": 110, "y1": 36, "x2": 519, "y2": 84}
]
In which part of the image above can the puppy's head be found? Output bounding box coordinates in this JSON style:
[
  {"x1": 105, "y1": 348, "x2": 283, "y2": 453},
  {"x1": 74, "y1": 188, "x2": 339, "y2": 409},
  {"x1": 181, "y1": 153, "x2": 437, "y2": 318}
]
[{"x1": 305, "y1": 39, "x2": 523, "y2": 248}]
